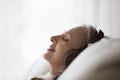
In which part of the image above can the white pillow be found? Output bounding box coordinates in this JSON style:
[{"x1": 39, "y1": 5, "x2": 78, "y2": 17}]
[
  {"x1": 57, "y1": 38, "x2": 120, "y2": 80},
  {"x1": 24, "y1": 58, "x2": 50, "y2": 80},
  {"x1": 24, "y1": 38, "x2": 120, "y2": 80}
]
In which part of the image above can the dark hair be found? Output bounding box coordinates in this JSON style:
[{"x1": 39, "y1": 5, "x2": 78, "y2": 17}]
[
  {"x1": 64, "y1": 29, "x2": 104, "y2": 68},
  {"x1": 65, "y1": 45, "x2": 88, "y2": 67},
  {"x1": 89, "y1": 30, "x2": 104, "y2": 43}
]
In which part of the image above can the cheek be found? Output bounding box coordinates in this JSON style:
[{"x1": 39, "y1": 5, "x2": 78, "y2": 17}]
[
  {"x1": 55, "y1": 42, "x2": 72, "y2": 57},
  {"x1": 58, "y1": 43, "x2": 69, "y2": 51},
  {"x1": 70, "y1": 39, "x2": 81, "y2": 49}
]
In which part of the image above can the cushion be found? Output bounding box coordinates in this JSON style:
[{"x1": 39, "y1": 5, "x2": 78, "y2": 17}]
[
  {"x1": 24, "y1": 38, "x2": 120, "y2": 80},
  {"x1": 24, "y1": 58, "x2": 50, "y2": 80},
  {"x1": 57, "y1": 38, "x2": 120, "y2": 80}
]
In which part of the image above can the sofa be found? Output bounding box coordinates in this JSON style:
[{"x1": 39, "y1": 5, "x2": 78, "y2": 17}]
[{"x1": 24, "y1": 38, "x2": 120, "y2": 80}]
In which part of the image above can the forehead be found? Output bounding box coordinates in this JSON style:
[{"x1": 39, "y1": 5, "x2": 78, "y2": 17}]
[{"x1": 66, "y1": 27, "x2": 88, "y2": 36}]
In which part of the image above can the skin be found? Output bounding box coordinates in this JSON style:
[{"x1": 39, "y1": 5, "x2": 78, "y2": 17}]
[{"x1": 43, "y1": 26, "x2": 88, "y2": 74}]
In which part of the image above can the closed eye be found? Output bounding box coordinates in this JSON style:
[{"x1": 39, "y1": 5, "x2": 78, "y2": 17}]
[
  {"x1": 62, "y1": 32, "x2": 71, "y2": 42},
  {"x1": 62, "y1": 36, "x2": 69, "y2": 42}
]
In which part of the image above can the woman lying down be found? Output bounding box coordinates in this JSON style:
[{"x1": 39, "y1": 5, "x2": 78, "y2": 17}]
[{"x1": 31, "y1": 25, "x2": 104, "y2": 80}]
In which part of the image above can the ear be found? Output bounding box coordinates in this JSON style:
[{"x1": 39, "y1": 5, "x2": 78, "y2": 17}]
[{"x1": 88, "y1": 27, "x2": 104, "y2": 43}]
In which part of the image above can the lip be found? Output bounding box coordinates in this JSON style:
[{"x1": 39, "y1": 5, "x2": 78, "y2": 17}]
[{"x1": 47, "y1": 44, "x2": 55, "y2": 52}]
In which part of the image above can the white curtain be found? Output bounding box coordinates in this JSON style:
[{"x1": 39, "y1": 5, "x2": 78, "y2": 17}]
[{"x1": 0, "y1": 0, "x2": 120, "y2": 80}]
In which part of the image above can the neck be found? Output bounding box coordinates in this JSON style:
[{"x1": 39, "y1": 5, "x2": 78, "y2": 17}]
[{"x1": 49, "y1": 63, "x2": 66, "y2": 75}]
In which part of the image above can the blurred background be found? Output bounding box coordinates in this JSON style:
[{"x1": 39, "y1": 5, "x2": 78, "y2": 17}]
[{"x1": 0, "y1": 0, "x2": 120, "y2": 80}]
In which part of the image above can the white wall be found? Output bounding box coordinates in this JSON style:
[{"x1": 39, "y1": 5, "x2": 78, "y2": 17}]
[
  {"x1": 111, "y1": 0, "x2": 120, "y2": 38},
  {"x1": 0, "y1": 0, "x2": 120, "y2": 80},
  {"x1": 98, "y1": 0, "x2": 120, "y2": 38}
]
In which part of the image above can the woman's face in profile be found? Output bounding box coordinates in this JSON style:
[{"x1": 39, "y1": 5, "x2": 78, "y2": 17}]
[{"x1": 44, "y1": 27, "x2": 88, "y2": 66}]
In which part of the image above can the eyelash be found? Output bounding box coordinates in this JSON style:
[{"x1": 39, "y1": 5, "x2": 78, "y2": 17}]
[{"x1": 62, "y1": 36, "x2": 69, "y2": 42}]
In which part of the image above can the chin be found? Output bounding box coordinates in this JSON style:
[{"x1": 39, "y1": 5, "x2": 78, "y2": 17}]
[
  {"x1": 43, "y1": 53, "x2": 48, "y2": 60},
  {"x1": 43, "y1": 52, "x2": 52, "y2": 62}
]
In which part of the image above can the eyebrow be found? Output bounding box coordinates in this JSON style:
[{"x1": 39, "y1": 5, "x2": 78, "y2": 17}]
[{"x1": 63, "y1": 32, "x2": 71, "y2": 38}]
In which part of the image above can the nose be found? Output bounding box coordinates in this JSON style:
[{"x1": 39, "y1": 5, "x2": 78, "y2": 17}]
[{"x1": 50, "y1": 35, "x2": 59, "y2": 43}]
